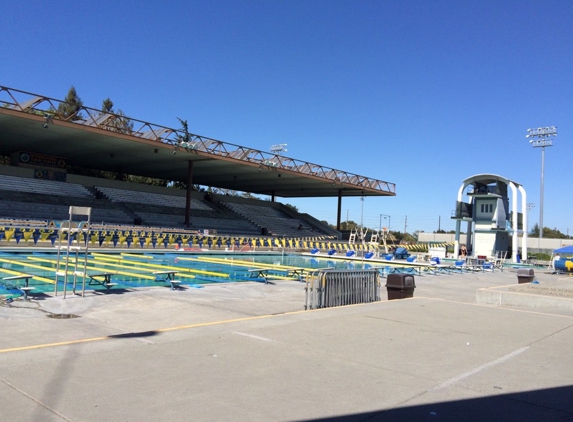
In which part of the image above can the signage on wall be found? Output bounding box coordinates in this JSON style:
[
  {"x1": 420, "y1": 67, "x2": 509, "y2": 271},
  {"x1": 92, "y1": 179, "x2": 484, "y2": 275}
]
[{"x1": 18, "y1": 151, "x2": 67, "y2": 169}]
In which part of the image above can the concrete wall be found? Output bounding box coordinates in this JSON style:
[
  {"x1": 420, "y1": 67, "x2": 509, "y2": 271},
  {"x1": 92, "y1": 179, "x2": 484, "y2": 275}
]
[
  {"x1": 0, "y1": 164, "x2": 34, "y2": 178},
  {"x1": 418, "y1": 232, "x2": 572, "y2": 254}
]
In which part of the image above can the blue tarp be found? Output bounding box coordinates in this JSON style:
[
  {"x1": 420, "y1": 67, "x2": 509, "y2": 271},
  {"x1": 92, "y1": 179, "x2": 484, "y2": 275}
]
[
  {"x1": 554, "y1": 245, "x2": 573, "y2": 254},
  {"x1": 394, "y1": 247, "x2": 410, "y2": 259}
]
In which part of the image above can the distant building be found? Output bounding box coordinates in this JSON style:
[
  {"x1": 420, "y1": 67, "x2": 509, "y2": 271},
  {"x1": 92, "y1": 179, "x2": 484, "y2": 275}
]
[{"x1": 451, "y1": 174, "x2": 528, "y2": 263}]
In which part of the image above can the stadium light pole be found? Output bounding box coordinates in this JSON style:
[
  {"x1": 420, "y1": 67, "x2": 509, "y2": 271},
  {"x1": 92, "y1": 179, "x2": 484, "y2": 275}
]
[
  {"x1": 526, "y1": 126, "x2": 556, "y2": 245},
  {"x1": 379, "y1": 214, "x2": 391, "y2": 232}
]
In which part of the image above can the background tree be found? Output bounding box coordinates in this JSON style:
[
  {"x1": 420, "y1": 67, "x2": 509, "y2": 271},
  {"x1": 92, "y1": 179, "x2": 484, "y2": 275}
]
[
  {"x1": 530, "y1": 224, "x2": 569, "y2": 239},
  {"x1": 284, "y1": 203, "x2": 299, "y2": 212},
  {"x1": 176, "y1": 118, "x2": 191, "y2": 143},
  {"x1": 126, "y1": 175, "x2": 168, "y2": 186},
  {"x1": 108, "y1": 109, "x2": 133, "y2": 134},
  {"x1": 101, "y1": 98, "x2": 133, "y2": 134},
  {"x1": 57, "y1": 86, "x2": 83, "y2": 120},
  {"x1": 340, "y1": 220, "x2": 359, "y2": 231},
  {"x1": 101, "y1": 98, "x2": 114, "y2": 113}
]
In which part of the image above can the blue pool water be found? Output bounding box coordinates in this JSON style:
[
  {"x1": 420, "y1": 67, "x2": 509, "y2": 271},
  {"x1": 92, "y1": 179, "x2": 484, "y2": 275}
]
[{"x1": 0, "y1": 251, "x2": 374, "y2": 295}]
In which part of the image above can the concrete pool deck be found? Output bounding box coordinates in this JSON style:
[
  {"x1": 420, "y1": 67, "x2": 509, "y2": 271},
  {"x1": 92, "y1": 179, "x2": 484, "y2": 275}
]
[{"x1": 1, "y1": 266, "x2": 572, "y2": 421}]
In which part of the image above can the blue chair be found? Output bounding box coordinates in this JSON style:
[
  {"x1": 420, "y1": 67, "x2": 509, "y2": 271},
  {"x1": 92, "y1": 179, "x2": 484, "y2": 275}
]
[{"x1": 452, "y1": 260, "x2": 466, "y2": 272}]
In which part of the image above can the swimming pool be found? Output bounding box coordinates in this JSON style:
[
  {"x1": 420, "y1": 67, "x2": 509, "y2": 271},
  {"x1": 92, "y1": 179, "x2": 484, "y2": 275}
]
[{"x1": 0, "y1": 251, "x2": 373, "y2": 296}]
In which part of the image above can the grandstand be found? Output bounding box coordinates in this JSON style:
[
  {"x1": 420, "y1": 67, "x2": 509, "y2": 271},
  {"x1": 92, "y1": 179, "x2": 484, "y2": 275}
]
[
  {"x1": 0, "y1": 85, "x2": 395, "y2": 249},
  {"x1": 0, "y1": 166, "x2": 332, "y2": 238}
]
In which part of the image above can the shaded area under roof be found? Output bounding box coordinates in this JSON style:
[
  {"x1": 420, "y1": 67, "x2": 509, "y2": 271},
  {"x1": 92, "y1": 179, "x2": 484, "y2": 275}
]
[{"x1": 0, "y1": 85, "x2": 396, "y2": 198}]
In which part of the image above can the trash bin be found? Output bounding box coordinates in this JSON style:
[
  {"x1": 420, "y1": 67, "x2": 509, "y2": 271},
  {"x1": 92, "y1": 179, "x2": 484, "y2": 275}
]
[
  {"x1": 517, "y1": 268, "x2": 535, "y2": 284},
  {"x1": 385, "y1": 273, "x2": 415, "y2": 300}
]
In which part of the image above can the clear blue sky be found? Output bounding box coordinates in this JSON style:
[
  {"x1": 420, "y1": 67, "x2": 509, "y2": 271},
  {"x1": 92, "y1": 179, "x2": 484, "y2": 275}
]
[{"x1": 1, "y1": 0, "x2": 572, "y2": 234}]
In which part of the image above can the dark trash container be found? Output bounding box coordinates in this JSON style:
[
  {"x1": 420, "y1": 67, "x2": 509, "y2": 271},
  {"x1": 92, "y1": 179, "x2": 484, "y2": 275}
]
[
  {"x1": 517, "y1": 268, "x2": 535, "y2": 284},
  {"x1": 386, "y1": 273, "x2": 416, "y2": 300}
]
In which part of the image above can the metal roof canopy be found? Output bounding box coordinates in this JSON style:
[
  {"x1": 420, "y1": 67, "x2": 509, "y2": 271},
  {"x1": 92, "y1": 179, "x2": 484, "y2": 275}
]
[{"x1": 0, "y1": 86, "x2": 396, "y2": 199}]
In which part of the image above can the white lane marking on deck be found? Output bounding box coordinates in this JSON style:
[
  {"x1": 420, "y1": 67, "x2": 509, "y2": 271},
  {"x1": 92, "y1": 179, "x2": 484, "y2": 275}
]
[
  {"x1": 233, "y1": 331, "x2": 272, "y2": 342},
  {"x1": 428, "y1": 346, "x2": 529, "y2": 392}
]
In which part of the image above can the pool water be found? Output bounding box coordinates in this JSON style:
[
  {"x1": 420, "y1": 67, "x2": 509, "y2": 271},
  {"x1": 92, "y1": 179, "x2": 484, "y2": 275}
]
[{"x1": 0, "y1": 251, "x2": 373, "y2": 296}]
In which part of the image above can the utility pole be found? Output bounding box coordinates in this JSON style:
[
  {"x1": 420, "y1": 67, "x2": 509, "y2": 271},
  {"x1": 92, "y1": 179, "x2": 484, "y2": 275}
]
[{"x1": 404, "y1": 215, "x2": 407, "y2": 236}]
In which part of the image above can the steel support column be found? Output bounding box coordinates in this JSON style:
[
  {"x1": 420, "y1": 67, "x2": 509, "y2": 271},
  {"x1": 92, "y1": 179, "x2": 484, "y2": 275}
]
[
  {"x1": 184, "y1": 160, "x2": 194, "y2": 227},
  {"x1": 336, "y1": 189, "x2": 342, "y2": 231}
]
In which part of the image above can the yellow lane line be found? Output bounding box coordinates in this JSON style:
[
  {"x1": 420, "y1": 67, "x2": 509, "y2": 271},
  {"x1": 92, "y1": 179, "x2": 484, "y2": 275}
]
[
  {"x1": 92, "y1": 255, "x2": 227, "y2": 278},
  {"x1": 189, "y1": 256, "x2": 303, "y2": 271},
  {"x1": 28, "y1": 257, "x2": 157, "y2": 280},
  {"x1": 88, "y1": 259, "x2": 188, "y2": 279},
  {"x1": 0, "y1": 258, "x2": 54, "y2": 284},
  {"x1": 180, "y1": 257, "x2": 304, "y2": 280},
  {"x1": 120, "y1": 253, "x2": 154, "y2": 259}
]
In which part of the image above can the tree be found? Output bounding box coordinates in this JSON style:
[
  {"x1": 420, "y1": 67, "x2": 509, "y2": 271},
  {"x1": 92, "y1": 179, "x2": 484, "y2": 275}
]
[
  {"x1": 101, "y1": 98, "x2": 114, "y2": 113},
  {"x1": 176, "y1": 118, "x2": 191, "y2": 143},
  {"x1": 400, "y1": 232, "x2": 417, "y2": 243},
  {"x1": 100, "y1": 98, "x2": 133, "y2": 134},
  {"x1": 530, "y1": 224, "x2": 569, "y2": 239},
  {"x1": 57, "y1": 86, "x2": 83, "y2": 120},
  {"x1": 126, "y1": 175, "x2": 168, "y2": 186},
  {"x1": 284, "y1": 203, "x2": 299, "y2": 212},
  {"x1": 340, "y1": 220, "x2": 359, "y2": 231},
  {"x1": 108, "y1": 109, "x2": 133, "y2": 134}
]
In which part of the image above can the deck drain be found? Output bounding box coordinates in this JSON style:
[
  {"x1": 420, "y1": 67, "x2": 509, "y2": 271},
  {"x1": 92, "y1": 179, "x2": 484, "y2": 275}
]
[{"x1": 46, "y1": 313, "x2": 80, "y2": 319}]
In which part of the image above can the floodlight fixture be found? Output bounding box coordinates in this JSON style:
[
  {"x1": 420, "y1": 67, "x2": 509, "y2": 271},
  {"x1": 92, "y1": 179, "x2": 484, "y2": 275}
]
[
  {"x1": 270, "y1": 143, "x2": 287, "y2": 155},
  {"x1": 526, "y1": 126, "x2": 557, "y2": 241},
  {"x1": 527, "y1": 126, "x2": 556, "y2": 148}
]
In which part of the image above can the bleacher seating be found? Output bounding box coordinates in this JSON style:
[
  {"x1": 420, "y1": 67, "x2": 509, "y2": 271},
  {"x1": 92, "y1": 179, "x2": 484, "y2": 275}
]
[
  {"x1": 0, "y1": 176, "x2": 133, "y2": 225},
  {"x1": 0, "y1": 173, "x2": 330, "y2": 237},
  {"x1": 95, "y1": 186, "x2": 212, "y2": 211},
  {"x1": 0, "y1": 174, "x2": 93, "y2": 198},
  {"x1": 221, "y1": 201, "x2": 317, "y2": 237},
  {"x1": 0, "y1": 197, "x2": 132, "y2": 225}
]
